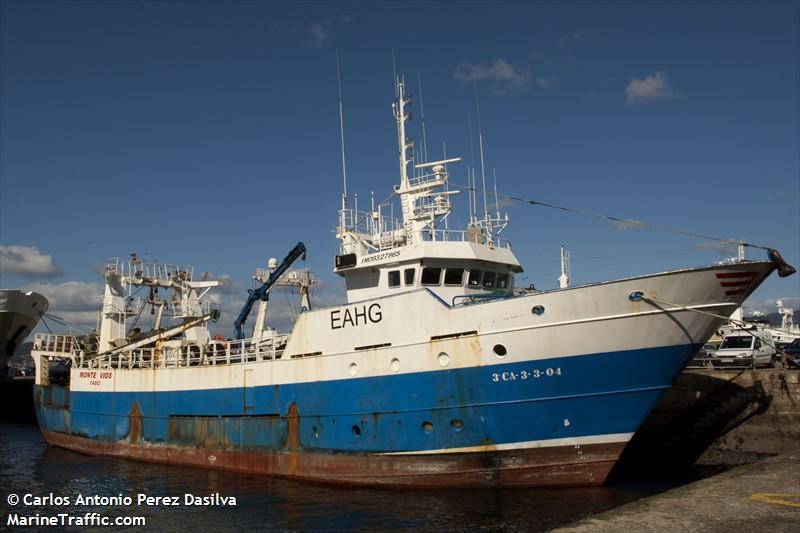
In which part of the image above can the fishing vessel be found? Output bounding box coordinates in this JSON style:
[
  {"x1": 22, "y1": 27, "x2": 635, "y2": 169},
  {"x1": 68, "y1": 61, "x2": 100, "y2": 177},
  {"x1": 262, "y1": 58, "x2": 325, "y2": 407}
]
[
  {"x1": 31, "y1": 79, "x2": 793, "y2": 487},
  {"x1": 0, "y1": 289, "x2": 48, "y2": 376}
]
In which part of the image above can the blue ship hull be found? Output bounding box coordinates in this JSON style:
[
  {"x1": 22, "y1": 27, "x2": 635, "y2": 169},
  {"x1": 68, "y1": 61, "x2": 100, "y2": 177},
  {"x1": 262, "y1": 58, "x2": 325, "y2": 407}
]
[{"x1": 35, "y1": 344, "x2": 698, "y2": 486}]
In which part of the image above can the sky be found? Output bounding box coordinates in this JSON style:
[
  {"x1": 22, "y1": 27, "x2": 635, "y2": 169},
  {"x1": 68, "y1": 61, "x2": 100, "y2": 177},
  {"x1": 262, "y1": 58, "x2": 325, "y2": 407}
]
[{"x1": 1, "y1": 1, "x2": 798, "y2": 335}]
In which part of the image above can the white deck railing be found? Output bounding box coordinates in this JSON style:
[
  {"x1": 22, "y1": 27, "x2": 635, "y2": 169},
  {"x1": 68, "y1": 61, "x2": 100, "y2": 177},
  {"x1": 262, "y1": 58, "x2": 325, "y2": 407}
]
[
  {"x1": 33, "y1": 333, "x2": 80, "y2": 356},
  {"x1": 339, "y1": 209, "x2": 512, "y2": 253},
  {"x1": 32, "y1": 333, "x2": 288, "y2": 370}
]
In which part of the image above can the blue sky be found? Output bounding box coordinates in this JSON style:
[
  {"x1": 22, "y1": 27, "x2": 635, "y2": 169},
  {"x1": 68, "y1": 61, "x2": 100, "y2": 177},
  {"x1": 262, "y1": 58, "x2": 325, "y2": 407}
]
[{"x1": 1, "y1": 1, "x2": 798, "y2": 333}]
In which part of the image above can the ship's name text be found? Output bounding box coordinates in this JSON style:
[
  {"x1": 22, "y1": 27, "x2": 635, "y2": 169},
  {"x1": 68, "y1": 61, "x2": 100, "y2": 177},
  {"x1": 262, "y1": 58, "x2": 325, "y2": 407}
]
[
  {"x1": 78, "y1": 370, "x2": 112, "y2": 386},
  {"x1": 330, "y1": 304, "x2": 382, "y2": 329}
]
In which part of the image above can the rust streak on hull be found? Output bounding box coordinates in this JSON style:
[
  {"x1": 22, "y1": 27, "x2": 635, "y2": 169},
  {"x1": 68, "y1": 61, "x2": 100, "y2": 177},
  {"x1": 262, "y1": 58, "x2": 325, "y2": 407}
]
[
  {"x1": 128, "y1": 403, "x2": 143, "y2": 444},
  {"x1": 40, "y1": 429, "x2": 622, "y2": 488}
]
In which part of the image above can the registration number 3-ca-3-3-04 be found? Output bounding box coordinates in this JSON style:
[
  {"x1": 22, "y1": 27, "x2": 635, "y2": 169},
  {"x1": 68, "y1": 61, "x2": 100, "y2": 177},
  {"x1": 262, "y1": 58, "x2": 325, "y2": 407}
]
[{"x1": 491, "y1": 367, "x2": 562, "y2": 382}]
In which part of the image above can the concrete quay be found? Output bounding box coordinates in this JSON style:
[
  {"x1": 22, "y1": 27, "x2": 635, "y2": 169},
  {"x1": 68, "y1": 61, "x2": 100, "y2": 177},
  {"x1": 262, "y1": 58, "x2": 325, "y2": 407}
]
[{"x1": 553, "y1": 453, "x2": 799, "y2": 533}]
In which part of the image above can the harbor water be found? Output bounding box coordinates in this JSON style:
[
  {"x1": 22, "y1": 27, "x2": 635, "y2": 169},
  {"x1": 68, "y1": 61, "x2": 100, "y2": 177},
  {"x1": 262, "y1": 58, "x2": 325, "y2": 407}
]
[{"x1": 1, "y1": 423, "x2": 722, "y2": 532}]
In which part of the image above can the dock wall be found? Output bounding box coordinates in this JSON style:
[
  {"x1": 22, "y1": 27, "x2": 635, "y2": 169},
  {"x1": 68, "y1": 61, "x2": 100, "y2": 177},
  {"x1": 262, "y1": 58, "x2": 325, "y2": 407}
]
[{"x1": 617, "y1": 368, "x2": 799, "y2": 470}]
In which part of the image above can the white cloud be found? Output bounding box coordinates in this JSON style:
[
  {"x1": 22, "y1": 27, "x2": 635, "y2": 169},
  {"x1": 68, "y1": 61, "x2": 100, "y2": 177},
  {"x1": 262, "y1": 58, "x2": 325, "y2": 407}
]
[
  {"x1": 530, "y1": 50, "x2": 549, "y2": 63},
  {"x1": 0, "y1": 245, "x2": 62, "y2": 278},
  {"x1": 23, "y1": 281, "x2": 103, "y2": 329},
  {"x1": 625, "y1": 71, "x2": 678, "y2": 104},
  {"x1": 23, "y1": 281, "x2": 102, "y2": 312},
  {"x1": 693, "y1": 241, "x2": 742, "y2": 257},
  {"x1": 209, "y1": 273, "x2": 244, "y2": 296},
  {"x1": 558, "y1": 31, "x2": 586, "y2": 47},
  {"x1": 454, "y1": 59, "x2": 532, "y2": 94},
  {"x1": 309, "y1": 22, "x2": 327, "y2": 48},
  {"x1": 613, "y1": 219, "x2": 644, "y2": 231}
]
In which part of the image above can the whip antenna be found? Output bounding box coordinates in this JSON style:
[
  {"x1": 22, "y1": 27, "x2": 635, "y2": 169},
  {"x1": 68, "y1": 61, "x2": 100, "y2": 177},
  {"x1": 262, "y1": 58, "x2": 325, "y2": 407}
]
[
  {"x1": 417, "y1": 73, "x2": 429, "y2": 164},
  {"x1": 473, "y1": 78, "x2": 489, "y2": 222},
  {"x1": 336, "y1": 50, "x2": 348, "y2": 203}
]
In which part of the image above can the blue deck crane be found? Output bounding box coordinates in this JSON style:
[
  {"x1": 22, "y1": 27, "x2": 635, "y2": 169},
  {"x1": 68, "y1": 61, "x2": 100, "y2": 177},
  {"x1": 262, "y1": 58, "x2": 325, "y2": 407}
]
[{"x1": 233, "y1": 242, "x2": 306, "y2": 340}]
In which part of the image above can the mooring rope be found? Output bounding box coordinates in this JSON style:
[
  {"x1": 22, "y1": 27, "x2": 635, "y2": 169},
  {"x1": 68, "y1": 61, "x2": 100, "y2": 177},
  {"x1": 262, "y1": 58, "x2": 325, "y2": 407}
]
[
  {"x1": 40, "y1": 315, "x2": 53, "y2": 334},
  {"x1": 642, "y1": 294, "x2": 799, "y2": 367}
]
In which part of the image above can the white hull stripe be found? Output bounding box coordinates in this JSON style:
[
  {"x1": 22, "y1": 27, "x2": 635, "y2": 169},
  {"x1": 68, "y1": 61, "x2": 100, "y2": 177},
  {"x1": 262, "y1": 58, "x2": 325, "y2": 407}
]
[
  {"x1": 377, "y1": 432, "x2": 634, "y2": 455},
  {"x1": 484, "y1": 301, "x2": 739, "y2": 338}
]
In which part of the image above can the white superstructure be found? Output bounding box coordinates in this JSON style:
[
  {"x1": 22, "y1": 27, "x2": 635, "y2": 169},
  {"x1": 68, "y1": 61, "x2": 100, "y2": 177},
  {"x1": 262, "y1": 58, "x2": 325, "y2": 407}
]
[{"x1": 0, "y1": 290, "x2": 48, "y2": 374}]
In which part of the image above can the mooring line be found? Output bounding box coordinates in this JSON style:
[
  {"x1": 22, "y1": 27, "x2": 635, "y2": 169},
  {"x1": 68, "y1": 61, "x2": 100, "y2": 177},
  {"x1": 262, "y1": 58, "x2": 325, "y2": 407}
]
[{"x1": 642, "y1": 294, "x2": 798, "y2": 366}]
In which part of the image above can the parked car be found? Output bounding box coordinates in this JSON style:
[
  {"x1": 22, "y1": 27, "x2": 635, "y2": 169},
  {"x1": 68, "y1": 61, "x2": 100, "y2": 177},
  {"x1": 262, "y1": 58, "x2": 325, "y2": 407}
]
[
  {"x1": 780, "y1": 338, "x2": 800, "y2": 356},
  {"x1": 688, "y1": 343, "x2": 718, "y2": 367},
  {"x1": 778, "y1": 338, "x2": 800, "y2": 368},
  {"x1": 711, "y1": 328, "x2": 777, "y2": 368}
]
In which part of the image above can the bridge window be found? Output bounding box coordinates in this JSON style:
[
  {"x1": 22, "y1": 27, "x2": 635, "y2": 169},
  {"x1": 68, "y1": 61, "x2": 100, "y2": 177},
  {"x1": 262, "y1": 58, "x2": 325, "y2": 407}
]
[
  {"x1": 388, "y1": 270, "x2": 401, "y2": 288},
  {"x1": 468, "y1": 269, "x2": 482, "y2": 288},
  {"x1": 482, "y1": 271, "x2": 496, "y2": 289},
  {"x1": 444, "y1": 268, "x2": 464, "y2": 286},
  {"x1": 421, "y1": 267, "x2": 442, "y2": 286},
  {"x1": 496, "y1": 273, "x2": 509, "y2": 289},
  {"x1": 404, "y1": 268, "x2": 415, "y2": 286}
]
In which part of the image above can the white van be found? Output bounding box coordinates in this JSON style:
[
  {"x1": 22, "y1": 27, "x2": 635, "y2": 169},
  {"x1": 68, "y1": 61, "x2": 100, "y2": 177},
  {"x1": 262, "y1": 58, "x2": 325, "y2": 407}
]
[{"x1": 711, "y1": 328, "x2": 777, "y2": 368}]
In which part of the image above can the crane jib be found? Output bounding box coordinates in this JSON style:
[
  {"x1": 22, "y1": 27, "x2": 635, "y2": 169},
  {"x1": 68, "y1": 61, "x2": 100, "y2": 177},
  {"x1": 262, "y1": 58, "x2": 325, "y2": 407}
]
[{"x1": 233, "y1": 242, "x2": 306, "y2": 339}]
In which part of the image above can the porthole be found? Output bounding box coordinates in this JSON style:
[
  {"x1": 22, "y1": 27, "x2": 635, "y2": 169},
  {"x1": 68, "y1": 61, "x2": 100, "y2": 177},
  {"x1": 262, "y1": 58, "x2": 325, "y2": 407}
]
[
  {"x1": 390, "y1": 358, "x2": 400, "y2": 372},
  {"x1": 438, "y1": 352, "x2": 450, "y2": 367},
  {"x1": 493, "y1": 344, "x2": 507, "y2": 357},
  {"x1": 349, "y1": 363, "x2": 358, "y2": 376},
  {"x1": 531, "y1": 305, "x2": 545, "y2": 316},
  {"x1": 422, "y1": 421, "x2": 434, "y2": 434},
  {"x1": 352, "y1": 425, "x2": 361, "y2": 437},
  {"x1": 451, "y1": 419, "x2": 464, "y2": 432},
  {"x1": 629, "y1": 290, "x2": 644, "y2": 302}
]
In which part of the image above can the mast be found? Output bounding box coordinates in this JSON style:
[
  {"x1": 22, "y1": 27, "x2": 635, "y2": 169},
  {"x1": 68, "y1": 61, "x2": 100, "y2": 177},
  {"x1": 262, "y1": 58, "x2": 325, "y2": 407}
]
[
  {"x1": 392, "y1": 77, "x2": 460, "y2": 245},
  {"x1": 393, "y1": 78, "x2": 415, "y2": 241},
  {"x1": 394, "y1": 78, "x2": 412, "y2": 192},
  {"x1": 559, "y1": 245, "x2": 570, "y2": 289}
]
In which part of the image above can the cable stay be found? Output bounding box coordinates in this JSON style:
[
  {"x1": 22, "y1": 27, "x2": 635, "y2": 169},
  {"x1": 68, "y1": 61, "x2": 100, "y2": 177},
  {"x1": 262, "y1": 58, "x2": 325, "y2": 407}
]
[
  {"x1": 498, "y1": 193, "x2": 796, "y2": 278},
  {"x1": 42, "y1": 313, "x2": 95, "y2": 333}
]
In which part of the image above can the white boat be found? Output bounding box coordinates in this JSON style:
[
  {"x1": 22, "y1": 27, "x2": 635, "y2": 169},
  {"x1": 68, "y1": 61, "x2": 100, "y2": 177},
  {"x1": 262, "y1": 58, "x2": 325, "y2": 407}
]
[
  {"x1": 770, "y1": 300, "x2": 799, "y2": 343},
  {"x1": 717, "y1": 301, "x2": 799, "y2": 345},
  {"x1": 31, "y1": 77, "x2": 792, "y2": 487},
  {"x1": 0, "y1": 290, "x2": 48, "y2": 376}
]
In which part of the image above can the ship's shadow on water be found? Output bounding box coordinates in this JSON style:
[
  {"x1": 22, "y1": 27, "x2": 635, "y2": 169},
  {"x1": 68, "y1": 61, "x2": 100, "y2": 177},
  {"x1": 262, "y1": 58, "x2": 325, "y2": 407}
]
[{"x1": 2, "y1": 424, "x2": 712, "y2": 532}]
